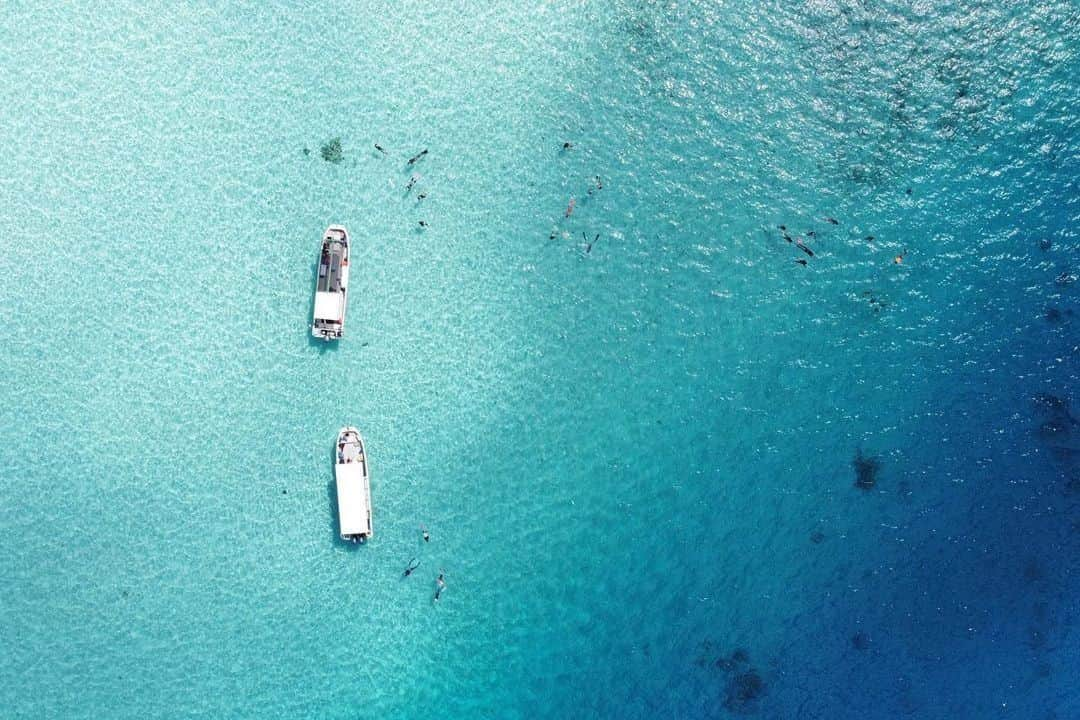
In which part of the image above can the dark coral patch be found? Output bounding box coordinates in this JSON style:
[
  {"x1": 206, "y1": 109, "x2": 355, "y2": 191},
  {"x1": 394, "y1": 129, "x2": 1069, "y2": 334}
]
[
  {"x1": 724, "y1": 670, "x2": 766, "y2": 713},
  {"x1": 853, "y1": 449, "x2": 881, "y2": 490},
  {"x1": 320, "y1": 137, "x2": 344, "y2": 164}
]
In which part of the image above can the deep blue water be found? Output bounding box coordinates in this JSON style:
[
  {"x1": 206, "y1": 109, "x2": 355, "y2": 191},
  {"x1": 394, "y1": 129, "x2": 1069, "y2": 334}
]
[{"x1": 1, "y1": 1, "x2": 1078, "y2": 718}]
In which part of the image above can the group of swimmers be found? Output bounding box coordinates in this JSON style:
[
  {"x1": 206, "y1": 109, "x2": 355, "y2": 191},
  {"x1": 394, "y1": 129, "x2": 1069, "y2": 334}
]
[
  {"x1": 402, "y1": 524, "x2": 446, "y2": 602},
  {"x1": 780, "y1": 217, "x2": 908, "y2": 266},
  {"x1": 375, "y1": 144, "x2": 430, "y2": 228}
]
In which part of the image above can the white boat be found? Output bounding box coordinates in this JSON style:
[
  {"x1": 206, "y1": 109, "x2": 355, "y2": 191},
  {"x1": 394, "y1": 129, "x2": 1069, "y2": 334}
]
[
  {"x1": 335, "y1": 426, "x2": 372, "y2": 543},
  {"x1": 312, "y1": 225, "x2": 350, "y2": 340}
]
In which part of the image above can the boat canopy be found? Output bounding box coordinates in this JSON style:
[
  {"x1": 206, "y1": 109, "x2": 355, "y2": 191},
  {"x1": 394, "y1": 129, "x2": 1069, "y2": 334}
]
[
  {"x1": 314, "y1": 292, "x2": 343, "y2": 321},
  {"x1": 336, "y1": 463, "x2": 371, "y2": 537}
]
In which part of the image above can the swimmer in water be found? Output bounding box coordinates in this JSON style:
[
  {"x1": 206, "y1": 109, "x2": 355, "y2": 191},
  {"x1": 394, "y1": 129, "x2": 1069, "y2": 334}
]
[
  {"x1": 865, "y1": 235, "x2": 874, "y2": 242},
  {"x1": 795, "y1": 240, "x2": 814, "y2": 257},
  {"x1": 806, "y1": 230, "x2": 816, "y2": 238},
  {"x1": 417, "y1": 192, "x2": 427, "y2": 201},
  {"x1": 779, "y1": 225, "x2": 787, "y2": 231},
  {"x1": 434, "y1": 572, "x2": 446, "y2": 602},
  {"x1": 783, "y1": 233, "x2": 792, "y2": 243},
  {"x1": 565, "y1": 197, "x2": 576, "y2": 217},
  {"x1": 825, "y1": 217, "x2": 839, "y2": 225},
  {"x1": 795, "y1": 259, "x2": 807, "y2": 266},
  {"x1": 419, "y1": 220, "x2": 428, "y2": 228},
  {"x1": 563, "y1": 142, "x2": 573, "y2": 150},
  {"x1": 403, "y1": 558, "x2": 420, "y2": 577},
  {"x1": 406, "y1": 173, "x2": 420, "y2": 192},
  {"x1": 408, "y1": 148, "x2": 428, "y2": 165},
  {"x1": 421, "y1": 524, "x2": 430, "y2": 542},
  {"x1": 374, "y1": 143, "x2": 387, "y2": 154},
  {"x1": 894, "y1": 249, "x2": 906, "y2": 264}
]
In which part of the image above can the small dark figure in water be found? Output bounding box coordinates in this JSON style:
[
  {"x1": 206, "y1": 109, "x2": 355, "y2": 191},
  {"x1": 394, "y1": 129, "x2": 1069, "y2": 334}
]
[
  {"x1": 408, "y1": 148, "x2": 428, "y2": 165},
  {"x1": 303, "y1": 147, "x2": 310, "y2": 156},
  {"x1": 853, "y1": 449, "x2": 881, "y2": 490},
  {"x1": 417, "y1": 192, "x2": 427, "y2": 201},
  {"x1": 403, "y1": 558, "x2": 420, "y2": 577},
  {"x1": 865, "y1": 235, "x2": 875, "y2": 242},
  {"x1": 795, "y1": 240, "x2": 814, "y2": 257},
  {"x1": 563, "y1": 141, "x2": 573, "y2": 149},
  {"x1": 374, "y1": 143, "x2": 387, "y2": 154},
  {"x1": 851, "y1": 631, "x2": 872, "y2": 650},
  {"x1": 794, "y1": 259, "x2": 807, "y2": 266},
  {"x1": 806, "y1": 230, "x2": 816, "y2": 238},
  {"x1": 1039, "y1": 238, "x2": 1052, "y2": 251},
  {"x1": 419, "y1": 220, "x2": 428, "y2": 228},
  {"x1": 595, "y1": 176, "x2": 603, "y2": 190},
  {"x1": 1055, "y1": 271, "x2": 1076, "y2": 286},
  {"x1": 421, "y1": 524, "x2": 430, "y2": 542},
  {"x1": 906, "y1": 187, "x2": 913, "y2": 195},
  {"x1": 810, "y1": 530, "x2": 825, "y2": 544},
  {"x1": 825, "y1": 217, "x2": 839, "y2": 225},
  {"x1": 783, "y1": 233, "x2": 792, "y2": 243},
  {"x1": 778, "y1": 225, "x2": 787, "y2": 231},
  {"x1": 406, "y1": 174, "x2": 420, "y2": 192},
  {"x1": 434, "y1": 572, "x2": 446, "y2": 602}
]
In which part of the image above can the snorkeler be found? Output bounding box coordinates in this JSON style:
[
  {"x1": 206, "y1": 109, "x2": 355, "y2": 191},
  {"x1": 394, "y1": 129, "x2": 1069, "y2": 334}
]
[
  {"x1": 894, "y1": 249, "x2": 907, "y2": 264},
  {"x1": 374, "y1": 143, "x2": 387, "y2": 154},
  {"x1": 434, "y1": 572, "x2": 446, "y2": 602},
  {"x1": 403, "y1": 558, "x2": 420, "y2": 577},
  {"x1": 406, "y1": 173, "x2": 420, "y2": 192},
  {"x1": 419, "y1": 220, "x2": 428, "y2": 228},
  {"x1": 825, "y1": 217, "x2": 839, "y2": 225},
  {"x1": 563, "y1": 142, "x2": 573, "y2": 149},
  {"x1": 420, "y1": 524, "x2": 430, "y2": 542},
  {"x1": 565, "y1": 198, "x2": 576, "y2": 217},
  {"x1": 795, "y1": 240, "x2": 814, "y2": 257},
  {"x1": 408, "y1": 148, "x2": 428, "y2": 165},
  {"x1": 794, "y1": 259, "x2": 807, "y2": 266}
]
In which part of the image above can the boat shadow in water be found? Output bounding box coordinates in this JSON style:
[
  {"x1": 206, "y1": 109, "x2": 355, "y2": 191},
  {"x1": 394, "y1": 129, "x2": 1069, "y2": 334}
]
[{"x1": 306, "y1": 262, "x2": 341, "y2": 354}]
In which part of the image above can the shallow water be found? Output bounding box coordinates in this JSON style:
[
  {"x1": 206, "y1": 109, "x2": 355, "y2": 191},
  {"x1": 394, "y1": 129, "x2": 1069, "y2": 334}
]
[{"x1": 1, "y1": 1, "x2": 1079, "y2": 718}]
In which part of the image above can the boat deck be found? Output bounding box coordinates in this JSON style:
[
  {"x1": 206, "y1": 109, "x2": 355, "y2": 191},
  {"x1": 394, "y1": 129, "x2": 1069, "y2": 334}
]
[{"x1": 317, "y1": 239, "x2": 347, "y2": 294}]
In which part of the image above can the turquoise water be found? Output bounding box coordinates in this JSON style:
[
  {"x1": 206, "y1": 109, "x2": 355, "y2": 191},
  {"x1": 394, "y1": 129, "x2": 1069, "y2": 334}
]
[{"x1": 2, "y1": 1, "x2": 1079, "y2": 717}]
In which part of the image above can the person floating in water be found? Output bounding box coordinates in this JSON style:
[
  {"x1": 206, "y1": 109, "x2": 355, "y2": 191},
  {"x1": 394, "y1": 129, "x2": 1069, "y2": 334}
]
[
  {"x1": 565, "y1": 198, "x2": 576, "y2": 217},
  {"x1": 894, "y1": 249, "x2": 906, "y2": 264},
  {"x1": 434, "y1": 572, "x2": 446, "y2": 602},
  {"x1": 417, "y1": 192, "x2": 427, "y2": 201},
  {"x1": 408, "y1": 148, "x2": 429, "y2": 165},
  {"x1": 419, "y1": 220, "x2": 428, "y2": 228},
  {"x1": 794, "y1": 259, "x2": 807, "y2": 266},
  {"x1": 825, "y1": 217, "x2": 839, "y2": 225},
  {"x1": 795, "y1": 240, "x2": 814, "y2": 257},
  {"x1": 406, "y1": 174, "x2": 420, "y2": 192},
  {"x1": 563, "y1": 142, "x2": 573, "y2": 150},
  {"x1": 403, "y1": 558, "x2": 420, "y2": 577},
  {"x1": 420, "y1": 524, "x2": 430, "y2": 542},
  {"x1": 865, "y1": 235, "x2": 874, "y2": 242},
  {"x1": 374, "y1": 143, "x2": 387, "y2": 154}
]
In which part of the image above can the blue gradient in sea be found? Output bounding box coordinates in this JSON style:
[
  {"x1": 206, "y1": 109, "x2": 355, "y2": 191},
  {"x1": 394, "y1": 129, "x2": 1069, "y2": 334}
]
[{"x1": 1, "y1": 1, "x2": 1078, "y2": 718}]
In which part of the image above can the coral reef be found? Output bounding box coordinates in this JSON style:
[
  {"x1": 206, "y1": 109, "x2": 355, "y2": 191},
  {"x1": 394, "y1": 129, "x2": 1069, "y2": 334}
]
[{"x1": 320, "y1": 137, "x2": 343, "y2": 164}]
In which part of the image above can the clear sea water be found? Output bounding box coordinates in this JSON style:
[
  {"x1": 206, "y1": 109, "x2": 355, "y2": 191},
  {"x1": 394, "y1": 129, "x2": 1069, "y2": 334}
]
[{"x1": 1, "y1": 1, "x2": 1078, "y2": 718}]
